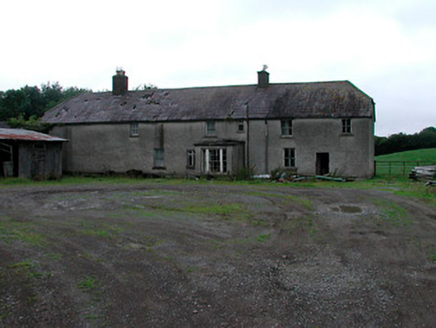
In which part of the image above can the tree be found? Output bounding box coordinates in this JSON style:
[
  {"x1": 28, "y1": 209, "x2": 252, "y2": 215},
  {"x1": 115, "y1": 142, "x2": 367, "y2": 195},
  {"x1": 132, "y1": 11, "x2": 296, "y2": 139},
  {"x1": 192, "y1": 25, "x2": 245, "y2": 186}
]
[
  {"x1": 0, "y1": 83, "x2": 90, "y2": 124},
  {"x1": 375, "y1": 127, "x2": 436, "y2": 155}
]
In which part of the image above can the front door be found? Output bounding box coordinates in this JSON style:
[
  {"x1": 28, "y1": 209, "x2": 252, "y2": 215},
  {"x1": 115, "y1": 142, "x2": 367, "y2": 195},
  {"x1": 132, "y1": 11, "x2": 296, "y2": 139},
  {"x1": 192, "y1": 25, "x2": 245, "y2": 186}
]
[{"x1": 316, "y1": 153, "x2": 329, "y2": 175}]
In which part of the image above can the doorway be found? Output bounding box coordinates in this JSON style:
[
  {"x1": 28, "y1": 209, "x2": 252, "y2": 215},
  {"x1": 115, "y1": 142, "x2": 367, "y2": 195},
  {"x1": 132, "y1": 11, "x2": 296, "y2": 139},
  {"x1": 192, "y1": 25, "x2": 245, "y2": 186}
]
[{"x1": 316, "y1": 153, "x2": 329, "y2": 175}]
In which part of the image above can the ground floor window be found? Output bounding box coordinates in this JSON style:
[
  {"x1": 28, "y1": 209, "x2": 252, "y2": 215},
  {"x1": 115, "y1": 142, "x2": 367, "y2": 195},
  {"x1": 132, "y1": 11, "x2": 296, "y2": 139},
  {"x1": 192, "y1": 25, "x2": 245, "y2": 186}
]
[
  {"x1": 154, "y1": 148, "x2": 165, "y2": 168},
  {"x1": 202, "y1": 148, "x2": 227, "y2": 173},
  {"x1": 187, "y1": 149, "x2": 195, "y2": 169},
  {"x1": 284, "y1": 148, "x2": 295, "y2": 167}
]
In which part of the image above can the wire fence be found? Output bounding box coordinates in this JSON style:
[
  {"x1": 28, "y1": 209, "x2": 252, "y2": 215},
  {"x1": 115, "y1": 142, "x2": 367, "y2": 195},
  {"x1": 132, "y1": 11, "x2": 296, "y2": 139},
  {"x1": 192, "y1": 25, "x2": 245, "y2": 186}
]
[{"x1": 374, "y1": 161, "x2": 434, "y2": 176}]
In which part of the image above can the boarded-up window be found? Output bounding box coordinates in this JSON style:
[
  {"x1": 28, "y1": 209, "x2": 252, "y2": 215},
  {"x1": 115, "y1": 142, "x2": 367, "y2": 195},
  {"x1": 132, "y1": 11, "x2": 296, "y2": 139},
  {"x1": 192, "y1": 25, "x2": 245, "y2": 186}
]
[{"x1": 154, "y1": 148, "x2": 165, "y2": 168}]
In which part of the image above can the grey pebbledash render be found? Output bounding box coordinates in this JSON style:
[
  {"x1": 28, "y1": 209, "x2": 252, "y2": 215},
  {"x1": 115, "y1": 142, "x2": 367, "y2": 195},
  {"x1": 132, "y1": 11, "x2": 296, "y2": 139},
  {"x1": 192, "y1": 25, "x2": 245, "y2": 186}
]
[{"x1": 41, "y1": 69, "x2": 375, "y2": 178}]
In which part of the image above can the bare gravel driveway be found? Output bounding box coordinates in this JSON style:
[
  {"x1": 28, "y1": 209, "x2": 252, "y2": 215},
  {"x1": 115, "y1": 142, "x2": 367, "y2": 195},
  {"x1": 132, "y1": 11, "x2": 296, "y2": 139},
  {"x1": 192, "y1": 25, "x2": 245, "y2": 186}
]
[{"x1": 0, "y1": 181, "x2": 435, "y2": 327}]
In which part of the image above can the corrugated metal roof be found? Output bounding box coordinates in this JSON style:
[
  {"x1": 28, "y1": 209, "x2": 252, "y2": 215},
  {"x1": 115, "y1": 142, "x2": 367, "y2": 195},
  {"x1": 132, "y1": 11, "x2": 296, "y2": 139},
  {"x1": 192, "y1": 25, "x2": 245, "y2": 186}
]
[
  {"x1": 41, "y1": 81, "x2": 374, "y2": 124},
  {"x1": 0, "y1": 128, "x2": 66, "y2": 142}
]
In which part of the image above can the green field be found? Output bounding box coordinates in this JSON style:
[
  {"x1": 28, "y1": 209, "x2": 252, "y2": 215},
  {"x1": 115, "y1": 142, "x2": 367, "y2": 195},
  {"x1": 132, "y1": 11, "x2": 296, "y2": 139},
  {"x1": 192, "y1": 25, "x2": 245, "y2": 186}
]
[
  {"x1": 376, "y1": 148, "x2": 436, "y2": 162},
  {"x1": 375, "y1": 148, "x2": 436, "y2": 176}
]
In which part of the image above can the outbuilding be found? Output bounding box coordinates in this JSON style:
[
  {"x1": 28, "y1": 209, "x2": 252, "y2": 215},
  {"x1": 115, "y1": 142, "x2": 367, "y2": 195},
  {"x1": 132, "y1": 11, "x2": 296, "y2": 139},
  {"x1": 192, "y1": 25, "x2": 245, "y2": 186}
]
[{"x1": 0, "y1": 128, "x2": 66, "y2": 179}]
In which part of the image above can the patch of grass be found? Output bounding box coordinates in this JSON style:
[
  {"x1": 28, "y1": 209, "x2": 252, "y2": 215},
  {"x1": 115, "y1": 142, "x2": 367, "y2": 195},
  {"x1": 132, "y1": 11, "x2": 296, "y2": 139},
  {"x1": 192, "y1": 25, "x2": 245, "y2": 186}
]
[
  {"x1": 80, "y1": 222, "x2": 123, "y2": 239},
  {"x1": 183, "y1": 203, "x2": 244, "y2": 217},
  {"x1": 373, "y1": 199, "x2": 411, "y2": 228},
  {"x1": 45, "y1": 252, "x2": 63, "y2": 260},
  {"x1": 246, "y1": 191, "x2": 314, "y2": 210},
  {"x1": 78, "y1": 276, "x2": 98, "y2": 291},
  {"x1": 0, "y1": 220, "x2": 47, "y2": 247},
  {"x1": 284, "y1": 215, "x2": 320, "y2": 240},
  {"x1": 8, "y1": 260, "x2": 48, "y2": 280},
  {"x1": 256, "y1": 233, "x2": 271, "y2": 243},
  {"x1": 84, "y1": 313, "x2": 99, "y2": 320}
]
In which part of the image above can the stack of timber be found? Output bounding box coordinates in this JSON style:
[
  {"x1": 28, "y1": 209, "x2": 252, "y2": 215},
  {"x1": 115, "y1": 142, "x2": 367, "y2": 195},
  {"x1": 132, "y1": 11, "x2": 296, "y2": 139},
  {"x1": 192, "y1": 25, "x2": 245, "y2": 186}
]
[{"x1": 409, "y1": 165, "x2": 436, "y2": 182}]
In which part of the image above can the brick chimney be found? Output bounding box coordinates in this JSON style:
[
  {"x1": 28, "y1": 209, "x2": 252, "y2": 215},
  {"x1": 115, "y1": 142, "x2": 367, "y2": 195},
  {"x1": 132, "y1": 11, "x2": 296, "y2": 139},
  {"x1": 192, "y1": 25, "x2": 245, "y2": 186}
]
[
  {"x1": 257, "y1": 68, "x2": 269, "y2": 89},
  {"x1": 112, "y1": 69, "x2": 128, "y2": 95}
]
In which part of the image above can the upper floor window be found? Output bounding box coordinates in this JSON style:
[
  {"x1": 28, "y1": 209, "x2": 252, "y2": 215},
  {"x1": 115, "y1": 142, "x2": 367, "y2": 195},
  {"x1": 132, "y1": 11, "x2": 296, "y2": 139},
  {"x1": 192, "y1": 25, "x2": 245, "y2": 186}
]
[
  {"x1": 281, "y1": 119, "x2": 293, "y2": 136},
  {"x1": 237, "y1": 121, "x2": 244, "y2": 133},
  {"x1": 342, "y1": 119, "x2": 351, "y2": 134},
  {"x1": 130, "y1": 122, "x2": 139, "y2": 136},
  {"x1": 206, "y1": 121, "x2": 216, "y2": 136}
]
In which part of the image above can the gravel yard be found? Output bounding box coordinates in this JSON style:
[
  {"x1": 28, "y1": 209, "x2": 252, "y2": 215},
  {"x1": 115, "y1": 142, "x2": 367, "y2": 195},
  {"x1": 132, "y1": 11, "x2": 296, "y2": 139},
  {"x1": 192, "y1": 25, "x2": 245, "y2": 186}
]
[{"x1": 0, "y1": 181, "x2": 435, "y2": 327}]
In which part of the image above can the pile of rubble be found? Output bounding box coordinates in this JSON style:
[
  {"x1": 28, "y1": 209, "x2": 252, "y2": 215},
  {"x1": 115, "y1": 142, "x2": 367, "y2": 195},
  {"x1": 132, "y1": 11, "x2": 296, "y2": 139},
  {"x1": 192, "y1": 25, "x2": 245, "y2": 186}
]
[{"x1": 409, "y1": 165, "x2": 436, "y2": 184}]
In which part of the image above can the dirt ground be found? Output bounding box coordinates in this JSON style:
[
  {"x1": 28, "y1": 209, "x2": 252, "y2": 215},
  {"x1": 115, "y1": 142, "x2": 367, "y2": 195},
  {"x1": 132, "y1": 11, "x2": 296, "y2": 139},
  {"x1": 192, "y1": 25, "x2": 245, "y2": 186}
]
[{"x1": 0, "y1": 181, "x2": 435, "y2": 327}]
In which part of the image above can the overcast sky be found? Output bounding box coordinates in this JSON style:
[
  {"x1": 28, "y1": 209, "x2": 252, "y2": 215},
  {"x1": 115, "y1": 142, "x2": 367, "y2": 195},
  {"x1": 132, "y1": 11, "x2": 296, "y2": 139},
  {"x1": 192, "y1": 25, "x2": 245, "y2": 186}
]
[{"x1": 1, "y1": 0, "x2": 435, "y2": 136}]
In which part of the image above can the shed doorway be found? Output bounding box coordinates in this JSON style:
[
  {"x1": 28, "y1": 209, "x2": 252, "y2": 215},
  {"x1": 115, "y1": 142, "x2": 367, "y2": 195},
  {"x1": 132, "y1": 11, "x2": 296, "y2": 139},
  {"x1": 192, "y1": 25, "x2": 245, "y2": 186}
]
[{"x1": 316, "y1": 153, "x2": 329, "y2": 175}]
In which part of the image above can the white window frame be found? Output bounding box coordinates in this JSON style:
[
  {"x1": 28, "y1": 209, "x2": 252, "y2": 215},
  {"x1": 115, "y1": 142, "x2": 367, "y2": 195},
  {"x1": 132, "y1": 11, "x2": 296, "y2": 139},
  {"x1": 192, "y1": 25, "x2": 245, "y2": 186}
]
[
  {"x1": 202, "y1": 148, "x2": 227, "y2": 173},
  {"x1": 284, "y1": 148, "x2": 296, "y2": 167}
]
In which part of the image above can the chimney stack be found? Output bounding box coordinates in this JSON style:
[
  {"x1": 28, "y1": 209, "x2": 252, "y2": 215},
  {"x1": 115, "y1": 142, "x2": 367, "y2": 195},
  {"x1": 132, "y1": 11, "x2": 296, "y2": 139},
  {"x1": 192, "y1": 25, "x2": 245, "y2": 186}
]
[
  {"x1": 257, "y1": 67, "x2": 269, "y2": 89},
  {"x1": 112, "y1": 69, "x2": 128, "y2": 95}
]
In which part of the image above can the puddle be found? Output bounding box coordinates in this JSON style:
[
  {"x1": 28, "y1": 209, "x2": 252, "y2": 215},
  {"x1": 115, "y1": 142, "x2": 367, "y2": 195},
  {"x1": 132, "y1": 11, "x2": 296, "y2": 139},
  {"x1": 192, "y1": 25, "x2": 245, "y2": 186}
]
[{"x1": 332, "y1": 205, "x2": 363, "y2": 213}]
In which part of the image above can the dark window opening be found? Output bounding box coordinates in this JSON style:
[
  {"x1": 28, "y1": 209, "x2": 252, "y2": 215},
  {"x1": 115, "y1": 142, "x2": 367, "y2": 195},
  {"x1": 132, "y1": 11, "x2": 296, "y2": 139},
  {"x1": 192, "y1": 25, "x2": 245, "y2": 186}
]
[
  {"x1": 342, "y1": 119, "x2": 351, "y2": 134},
  {"x1": 284, "y1": 148, "x2": 296, "y2": 167},
  {"x1": 187, "y1": 149, "x2": 195, "y2": 169}
]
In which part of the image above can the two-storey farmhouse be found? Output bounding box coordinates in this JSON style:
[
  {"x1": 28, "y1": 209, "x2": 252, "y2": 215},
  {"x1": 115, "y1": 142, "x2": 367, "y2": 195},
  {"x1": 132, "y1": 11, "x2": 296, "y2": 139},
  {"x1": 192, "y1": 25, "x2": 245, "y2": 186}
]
[{"x1": 42, "y1": 70, "x2": 375, "y2": 178}]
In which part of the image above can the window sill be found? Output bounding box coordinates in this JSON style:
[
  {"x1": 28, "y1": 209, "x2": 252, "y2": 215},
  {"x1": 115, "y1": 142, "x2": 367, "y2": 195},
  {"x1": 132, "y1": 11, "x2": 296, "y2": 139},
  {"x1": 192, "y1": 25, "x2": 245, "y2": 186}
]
[
  {"x1": 152, "y1": 166, "x2": 166, "y2": 170},
  {"x1": 341, "y1": 133, "x2": 354, "y2": 137},
  {"x1": 280, "y1": 135, "x2": 293, "y2": 139},
  {"x1": 204, "y1": 135, "x2": 217, "y2": 138},
  {"x1": 129, "y1": 135, "x2": 139, "y2": 138}
]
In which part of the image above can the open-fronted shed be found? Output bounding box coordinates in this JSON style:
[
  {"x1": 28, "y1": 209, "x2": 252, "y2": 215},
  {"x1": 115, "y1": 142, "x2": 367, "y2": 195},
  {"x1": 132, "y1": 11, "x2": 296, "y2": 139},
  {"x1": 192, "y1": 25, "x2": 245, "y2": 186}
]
[{"x1": 0, "y1": 128, "x2": 66, "y2": 179}]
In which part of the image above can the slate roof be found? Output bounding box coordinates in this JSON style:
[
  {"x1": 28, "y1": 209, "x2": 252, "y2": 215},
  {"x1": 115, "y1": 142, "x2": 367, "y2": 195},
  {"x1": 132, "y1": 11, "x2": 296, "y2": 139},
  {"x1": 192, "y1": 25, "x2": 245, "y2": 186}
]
[
  {"x1": 41, "y1": 81, "x2": 374, "y2": 124},
  {"x1": 0, "y1": 128, "x2": 66, "y2": 142}
]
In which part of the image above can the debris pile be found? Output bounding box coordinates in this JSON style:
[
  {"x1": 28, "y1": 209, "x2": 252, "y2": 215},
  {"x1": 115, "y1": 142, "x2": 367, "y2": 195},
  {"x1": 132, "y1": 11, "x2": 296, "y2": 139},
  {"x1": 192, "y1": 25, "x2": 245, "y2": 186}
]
[{"x1": 409, "y1": 165, "x2": 436, "y2": 182}]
